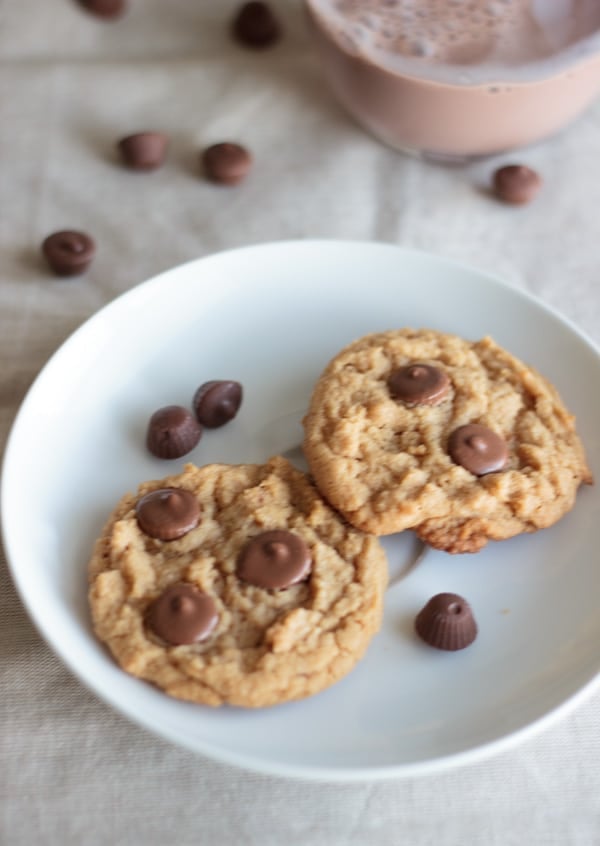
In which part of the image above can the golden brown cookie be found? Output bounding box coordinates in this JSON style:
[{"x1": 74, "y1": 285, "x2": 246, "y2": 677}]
[
  {"x1": 302, "y1": 328, "x2": 592, "y2": 553},
  {"x1": 88, "y1": 456, "x2": 387, "y2": 707}
]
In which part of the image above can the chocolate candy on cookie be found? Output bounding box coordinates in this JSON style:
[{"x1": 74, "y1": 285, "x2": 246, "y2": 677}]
[
  {"x1": 135, "y1": 488, "x2": 200, "y2": 540},
  {"x1": 303, "y1": 328, "x2": 591, "y2": 553},
  {"x1": 146, "y1": 583, "x2": 218, "y2": 645},
  {"x1": 88, "y1": 457, "x2": 387, "y2": 707},
  {"x1": 237, "y1": 530, "x2": 312, "y2": 589},
  {"x1": 388, "y1": 363, "x2": 450, "y2": 406},
  {"x1": 447, "y1": 423, "x2": 508, "y2": 475}
]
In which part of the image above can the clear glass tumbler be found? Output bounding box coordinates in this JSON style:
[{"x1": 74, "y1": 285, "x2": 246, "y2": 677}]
[{"x1": 304, "y1": 0, "x2": 600, "y2": 162}]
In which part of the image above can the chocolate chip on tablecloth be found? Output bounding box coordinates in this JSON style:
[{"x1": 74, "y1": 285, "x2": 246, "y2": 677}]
[
  {"x1": 231, "y1": 2, "x2": 282, "y2": 48},
  {"x1": 492, "y1": 164, "x2": 542, "y2": 205},
  {"x1": 117, "y1": 132, "x2": 169, "y2": 170},
  {"x1": 42, "y1": 230, "x2": 96, "y2": 276},
  {"x1": 201, "y1": 142, "x2": 253, "y2": 185},
  {"x1": 76, "y1": 0, "x2": 127, "y2": 19}
]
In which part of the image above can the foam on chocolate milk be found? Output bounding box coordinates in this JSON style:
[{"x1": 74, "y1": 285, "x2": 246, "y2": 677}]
[{"x1": 310, "y1": 0, "x2": 600, "y2": 83}]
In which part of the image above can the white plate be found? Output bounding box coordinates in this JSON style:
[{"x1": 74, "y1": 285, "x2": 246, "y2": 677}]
[{"x1": 3, "y1": 240, "x2": 600, "y2": 781}]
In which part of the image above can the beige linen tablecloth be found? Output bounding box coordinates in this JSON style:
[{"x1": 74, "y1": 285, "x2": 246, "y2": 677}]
[{"x1": 2, "y1": 2, "x2": 600, "y2": 843}]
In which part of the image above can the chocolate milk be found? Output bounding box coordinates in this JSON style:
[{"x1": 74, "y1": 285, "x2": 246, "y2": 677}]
[{"x1": 305, "y1": 0, "x2": 600, "y2": 158}]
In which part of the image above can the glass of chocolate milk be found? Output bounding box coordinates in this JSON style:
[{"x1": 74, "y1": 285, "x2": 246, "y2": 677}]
[{"x1": 304, "y1": 0, "x2": 600, "y2": 160}]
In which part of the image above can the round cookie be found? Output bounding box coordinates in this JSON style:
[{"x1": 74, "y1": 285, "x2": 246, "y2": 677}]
[
  {"x1": 88, "y1": 456, "x2": 387, "y2": 707},
  {"x1": 302, "y1": 328, "x2": 592, "y2": 553}
]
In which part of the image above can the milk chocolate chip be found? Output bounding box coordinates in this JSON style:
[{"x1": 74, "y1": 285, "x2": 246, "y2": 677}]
[
  {"x1": 76, "y1": 0, "x2": 127, "y2": 19},
  {"x1": 448, "y1": 423, "x2": 508, "y2": 475},
  {"x1": 135, "y1": 488, "x2": 200, "y2": 540},
  {"x1": 42, "y1": 230, "x2": 96, "y2": 276},
  {"x1": 146, "y1": 583, "x2": 218, "y2": 645},
  {"x1": 232, "y1": 2, "x2": 282, "y2": 48},
  {"x1": 493, "y1": 164, "x2": 542, "y2": 205},
  {"x1": 118, "y1": 132, "x2": 169, "y2": 170},
  {"x1": 388, "y1": 363, "x2": 450, "y2": 406},
  {"x1": 415, "y1": 593, "x2": 477, "y2": 651},
  {"x1": 146, "y1": 405, "x2": 202, "y2": 459},
  {"x1": 237, "y1": 530, "x2": 312, "y2": 589},
  {"x1": 193, "y1": 380, "x2": 243, "y2": 428},
  {"x1": 201, "y1": 142, "x2": 252, "y2": 185}
]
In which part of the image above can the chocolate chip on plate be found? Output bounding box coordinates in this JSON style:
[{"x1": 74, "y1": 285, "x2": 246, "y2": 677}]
[
  {"x1": 117, "y1": 132, "x2": 169, "y2": 170},
  {"x1": 146, "y1": 405, "x2": 202, "y2": 459},
  {"x1": 193, "y1": 380, "x2": 243, "y2": 428},
  {"x1": 492, "y1": 164, "x2": 542, "y2": 205},
  {"x1": 76, "y1": 0, "x2": 127, "y2": 19},
  {"x1": 201, "y1": 142, "x2": 253, "y2": 185},
  {"x1": 415, "y1": 593, "x2": 478, "y2": 651},
  {"x1": 41, "y1": 230, "x2": 96, "y2": 276},
  {"x1": 231, "y1": 2, "x2": 282, "y2": 48},
  {"x1": 135, "y1": 488, "x2": 201, "y2": 541},
  {"x1": 237, "y1": 530, "x2": 312, "y2": 590},
  {"x1": 146, "y1": 583, "x2": 218, "y2": 644}
]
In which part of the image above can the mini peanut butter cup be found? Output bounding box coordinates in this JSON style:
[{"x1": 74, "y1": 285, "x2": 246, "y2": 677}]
[{"x1": 415, "y1": 593, "x2": 477, "y2": 651}]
